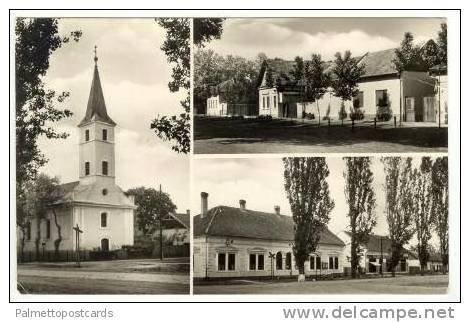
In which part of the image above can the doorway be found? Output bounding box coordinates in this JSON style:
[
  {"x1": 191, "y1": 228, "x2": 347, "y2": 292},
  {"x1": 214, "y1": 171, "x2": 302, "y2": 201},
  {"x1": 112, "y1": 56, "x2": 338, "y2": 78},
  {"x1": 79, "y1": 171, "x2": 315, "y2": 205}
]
[{"x1": 101, "y1": 238, "x2": 109, "y2": 251}]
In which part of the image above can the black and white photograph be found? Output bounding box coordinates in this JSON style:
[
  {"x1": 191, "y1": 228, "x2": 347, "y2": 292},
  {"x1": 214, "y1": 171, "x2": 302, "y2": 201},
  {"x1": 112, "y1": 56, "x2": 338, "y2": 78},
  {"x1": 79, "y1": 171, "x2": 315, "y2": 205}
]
[
  {"x1": 192, "y1": 156, "x2": 449, "y2": 295},
  {"x1": 194, "y1": 18, "x2": 448, "y2": 154},
  {"x1": 14, "y1": 18, "x2": 191, "y2": 294}
]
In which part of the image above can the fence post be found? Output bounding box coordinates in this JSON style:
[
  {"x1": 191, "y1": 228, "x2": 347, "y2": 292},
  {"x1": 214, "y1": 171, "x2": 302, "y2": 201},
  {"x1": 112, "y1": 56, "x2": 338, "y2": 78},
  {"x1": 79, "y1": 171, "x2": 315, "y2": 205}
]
[
  {"x1": 374, "y1": 117, "x2": 377, "y2": 129},
  {"x1": 328, "y1": 118, "x2": 330, "y2": 127},
  {"x1": 394, "y1": 116, "x2": 397, "y2": 128},
  {"x1": 352, "y1": 119, "x2": 355, "y2": 131}
]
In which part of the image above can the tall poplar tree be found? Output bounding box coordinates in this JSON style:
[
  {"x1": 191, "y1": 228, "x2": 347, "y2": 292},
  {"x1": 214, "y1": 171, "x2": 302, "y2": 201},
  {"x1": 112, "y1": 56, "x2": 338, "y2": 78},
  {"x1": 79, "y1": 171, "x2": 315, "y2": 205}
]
[
  {"x1": 343, "y1": 157, "x2": 377, "y2": 278},
  {"x1": 283, "y1": 157, "x2": 335, "y2": 281}
]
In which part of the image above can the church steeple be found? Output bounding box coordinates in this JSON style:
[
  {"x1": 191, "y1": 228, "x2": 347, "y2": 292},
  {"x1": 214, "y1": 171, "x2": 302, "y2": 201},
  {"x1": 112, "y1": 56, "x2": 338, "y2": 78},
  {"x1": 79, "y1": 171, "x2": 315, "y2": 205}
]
[
  {"x1": 78, "y1": 47, "x2": 116, "y2": 184},
  {"x1": 78, "y1": 46, "x2": 116, "y2": 127}
]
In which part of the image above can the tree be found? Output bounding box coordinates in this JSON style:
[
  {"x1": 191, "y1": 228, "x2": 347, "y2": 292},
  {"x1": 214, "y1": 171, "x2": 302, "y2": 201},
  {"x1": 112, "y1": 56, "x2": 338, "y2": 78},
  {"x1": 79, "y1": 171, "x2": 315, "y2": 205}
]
[
  {"x1": 24, "y1": 174, "x2": 64, "y2": 259},
  {"x1": 343, "y1": 157, "x2": 377, "y2": 278},
  {"x1": 153, "y1": 18, "x2": 224, "y2": 153},
  {"x1": 304, "y1": 54, "x2": 331, "y2": 123},
  {"x1": 290, "y1": 56, "x2": 304, "y2": 82},
  {"x1": 283, "y1": 157, "x2": 335, "y2": 281},
  {"x1": 15, "y1": 18, "x2": 81, "y2": 232},
  {"x1": 126, "y1": 186, "x2": 177, "y2": 258},
  {"x1": 412, "y1": 157, "x2": 434, "y2": 275},
  {"x1": 392, "y1": 32, "x2": 427, "y2": 73},
  {"x1": 437, "y1": 23, "x2": 447, "y2": 66},
  {"x1": 381, "y1": 157, "x2": 415, "y2": 276},
  {"x1": 431, "y1": 157, "x2": 448, "y2": 274},
  {"x1": 331, "y1": 51, "x2": 365, "y2": 114}
]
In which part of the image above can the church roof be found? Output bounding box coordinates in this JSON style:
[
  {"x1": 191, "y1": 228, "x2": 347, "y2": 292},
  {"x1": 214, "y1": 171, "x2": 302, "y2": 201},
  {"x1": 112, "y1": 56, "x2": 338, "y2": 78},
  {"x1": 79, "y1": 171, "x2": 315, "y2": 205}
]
[
  {"x1": 78, "y1": 61, "x2": 116, "y2": 127},
  {"x1": 194, "y1": 205, "x2": 345, "y2": 246}
]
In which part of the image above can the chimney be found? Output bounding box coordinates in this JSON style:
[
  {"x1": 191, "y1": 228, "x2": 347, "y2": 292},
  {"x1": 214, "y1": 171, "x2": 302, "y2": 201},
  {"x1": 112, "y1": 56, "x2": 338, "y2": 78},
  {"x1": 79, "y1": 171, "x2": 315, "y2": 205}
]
[
  {"x1": 239, "y1": 199, "x2": 246, "y2": 210},
  {"x1": 200, "y1": 192, "x2": 208, "y2": 217},
  {"x1": 186, "y1": 209, "x2": 190, "y2": 216},
  {"x1": 274, "y1": 205, "x2": 280, "y2": 215}
]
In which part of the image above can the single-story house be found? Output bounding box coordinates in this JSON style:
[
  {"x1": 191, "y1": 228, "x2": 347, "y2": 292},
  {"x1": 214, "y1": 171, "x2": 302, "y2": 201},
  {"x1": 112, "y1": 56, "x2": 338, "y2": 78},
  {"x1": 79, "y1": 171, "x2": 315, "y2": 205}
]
[
  {"x1": 337, "y1": 231, "x2": 418, "y2": 275},
  {"x1": 193, "y1": 192, "x2": 346, "y2": 279},
  {"x1": 257, "y1": 46, "x2": 437, "y2": 122},
  {"x1": 206, "y1": 79, "x2": 258, "y2": 117}
]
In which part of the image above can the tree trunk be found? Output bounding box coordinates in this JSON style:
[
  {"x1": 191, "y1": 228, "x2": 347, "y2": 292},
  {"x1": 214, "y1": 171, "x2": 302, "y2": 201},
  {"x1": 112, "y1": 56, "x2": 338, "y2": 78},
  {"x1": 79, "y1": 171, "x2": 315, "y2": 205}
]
[
  {"x1": 420, "y1": 263, "x2": 425, "y2": 276},
  {"x1": 350, "y1": 236, "x2": 358, "y2": 279},
  {"x1": 317, "y1": 101, "x2": 321, "y2": 126},
  {"x1": 19, "y1": 226, "x2": 26, "y2": 262},
  {"x1": 52, "y1": 209, "x2": 62, "y2": 259},
  {"x1": 35, "y1": 219, "x2": 41, "y2": 261},
  {"x1": 298, "y1": 263, "x2": 305, "y2": 282}
]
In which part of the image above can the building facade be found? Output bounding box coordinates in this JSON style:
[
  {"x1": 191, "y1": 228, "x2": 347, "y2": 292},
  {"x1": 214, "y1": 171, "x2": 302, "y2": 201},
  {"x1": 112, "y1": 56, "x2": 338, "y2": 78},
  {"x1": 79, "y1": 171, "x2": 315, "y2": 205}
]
[
  {"x1": 20, "y1": 53, "x2": 135, "y2": 254},
  {"x1": 258, "y1": 48, "x2": 437, "y2": 122},
  {"x1": 193, "y1": 193, "x2": 345, "y2": 279}
]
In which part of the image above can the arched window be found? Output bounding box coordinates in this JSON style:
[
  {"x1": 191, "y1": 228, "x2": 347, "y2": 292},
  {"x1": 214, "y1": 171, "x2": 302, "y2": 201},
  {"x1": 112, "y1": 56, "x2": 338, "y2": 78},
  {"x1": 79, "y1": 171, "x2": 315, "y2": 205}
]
[
  {"x1": 85, "y1": 129, "x2": 90, "y2": 141},
  {"x1": 276, "y1": 252, "x2": 283, "y2": 270},
  {"x1": 285, "y1": 252, "x2": 292, "y2": 270},
  {"x1": 102, "y1": 129, "x2": 108, "y2": 141},
  {"x1": 102, "y1": 161, "x2": 108, "y2": 175},
  {"x1": 101, "y1": 212, "x2": 108, "y2": 228},
  {"x1": 101, "y1": 238, "x2": 109, "y2": 251},
  {"x1": 85, "y1": 162, "x2": 90, "y2": 175}
]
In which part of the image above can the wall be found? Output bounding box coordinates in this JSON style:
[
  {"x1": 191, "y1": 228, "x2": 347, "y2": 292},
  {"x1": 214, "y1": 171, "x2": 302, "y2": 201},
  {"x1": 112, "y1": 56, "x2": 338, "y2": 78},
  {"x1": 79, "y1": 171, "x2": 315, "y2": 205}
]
[
  {"x1": 258, "y1": 88, "x2": 280, "y2": 117},
  {"x1": 193, "y1": 235, "x2": 344, "y2": 279}
]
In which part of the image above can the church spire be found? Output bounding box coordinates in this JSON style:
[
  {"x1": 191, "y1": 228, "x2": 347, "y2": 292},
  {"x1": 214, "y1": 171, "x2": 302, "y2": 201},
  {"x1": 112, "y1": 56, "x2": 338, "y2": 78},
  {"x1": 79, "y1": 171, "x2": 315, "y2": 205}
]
[{"x1": 78, "y1": 46, "x2": 116, "y2": 127}]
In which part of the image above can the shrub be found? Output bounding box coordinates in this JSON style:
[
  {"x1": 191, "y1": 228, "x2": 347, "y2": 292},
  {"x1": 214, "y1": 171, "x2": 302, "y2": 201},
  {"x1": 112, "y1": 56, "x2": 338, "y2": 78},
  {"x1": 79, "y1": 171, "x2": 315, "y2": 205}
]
[
  {"x1": 322, "y1": 115, "x2": 331, "y2": 121},
  {"x1": 338, "y1": 102, "x2": 347, "y2": 120},
  {"x1": 257, "y1": 115, "x2": 273, "y2": 121},
  {"x1": 376, "y1": 105, "x2": 392, "y2": 121},
  {"x1": 302, "y1": 111, "x2": 315, "y2": 120},
  {"x1": 349, "y1": 108, "x2": 364, "y2": 121}
]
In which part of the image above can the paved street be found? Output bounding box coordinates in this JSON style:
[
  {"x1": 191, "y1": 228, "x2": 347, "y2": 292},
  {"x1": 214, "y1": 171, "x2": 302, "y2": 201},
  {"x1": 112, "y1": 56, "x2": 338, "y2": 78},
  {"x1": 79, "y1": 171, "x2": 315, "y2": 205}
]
[
  {"x1": 194, "y1": 274, "x2": 448, "y2": 295},
  {"x1": 17, "y1": 258, "x2": 189, "y2": 294},
  {"x1": 194, "y1": 117, "x2": 448, "y2": 154}
]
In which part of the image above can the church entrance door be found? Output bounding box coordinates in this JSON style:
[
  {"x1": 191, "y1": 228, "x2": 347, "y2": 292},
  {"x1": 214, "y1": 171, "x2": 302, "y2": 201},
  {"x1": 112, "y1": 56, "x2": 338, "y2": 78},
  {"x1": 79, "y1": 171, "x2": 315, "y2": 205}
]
[{"x1": 101, "y1": 238, "x2": 109, "y2": 251}]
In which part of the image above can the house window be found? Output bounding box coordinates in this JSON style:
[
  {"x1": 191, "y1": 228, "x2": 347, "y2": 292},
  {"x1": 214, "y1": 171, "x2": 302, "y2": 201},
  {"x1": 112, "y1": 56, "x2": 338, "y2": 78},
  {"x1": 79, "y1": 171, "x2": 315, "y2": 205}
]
[
  {"x1": 101, "y1": 212, "x2": 108, "y2": 228},
  {"x1": 102, "y1": 129, "x2": 108, "y2": 141},
  {"x1": 85, "y1": 129, "x2": 90, "y2": 141},
  {"x1": 85, "y1": 162, "x2": 90, "y2": 175},
  {"x1": 262, "y1": 97, "x2": 266, "y2": 109},
  {"x1": 102, "y1": 161, "x2": 108, "y2": 175},
  {"x1": 316, "y1": 256, "x2": 321, "y2": 270},
  {"x1": 329, "y1": 256, "x2": 339, "y2": 269},
  {"x1": 275, "y1": 252, "x2": 283, "y2": 270},
  {"x1": 249, "y1": 253, "x2": 256, "y2": 270},
  {"x1": 46, "y1": 219, "x2": 51, "y2": 239},
  {"x1": 25, "y1": 222, "x2": 31, "y2": 240},
  {"x1": 273, "y1": 95, "x2": 277, "y2": 108},
  {"x1": 285, "y1": 252, "x2": 292, "y2": 270},
  {"x1": 353, "y1": 91, "x2": 364, "y2": 108},
  {"x1": 310, "y1": 256, "x2": 316, "y2": 270},
  {"x1": 257, "y1": 254, "x2": 264, "y2": 270},
  {"x1": 218, "y1": 252, "x2": 236, "y2": 271},
  {"x1": 376, "y1": 90, "x2": 389, "y2": 107},
  {"x1": 267, "y1": 96, "x2": 270, "y2": 109}
]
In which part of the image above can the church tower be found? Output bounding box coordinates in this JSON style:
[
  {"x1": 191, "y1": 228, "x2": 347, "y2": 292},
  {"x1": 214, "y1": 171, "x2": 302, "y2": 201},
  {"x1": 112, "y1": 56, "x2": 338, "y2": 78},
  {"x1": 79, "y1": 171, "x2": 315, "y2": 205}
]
[{"x1": 78, "y1": 47, "x2": 116, "y2": 185}]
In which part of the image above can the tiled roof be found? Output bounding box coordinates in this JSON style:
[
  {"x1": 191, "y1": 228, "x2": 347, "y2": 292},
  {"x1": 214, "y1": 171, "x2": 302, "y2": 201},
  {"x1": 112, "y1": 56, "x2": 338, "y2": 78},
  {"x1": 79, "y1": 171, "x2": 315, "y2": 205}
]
[
  {"x1": 52, "y1": 181, "x2": 80, "y2": 204},
  {"x1": 78, "y1": 64, "x2": 116, "y2": 126},
  {"x1": 194, "y1": 206, "x2": 345, "y2": 246},
  {"x1": 173, "y1": 212, "x2": 190, "y2": 229}
]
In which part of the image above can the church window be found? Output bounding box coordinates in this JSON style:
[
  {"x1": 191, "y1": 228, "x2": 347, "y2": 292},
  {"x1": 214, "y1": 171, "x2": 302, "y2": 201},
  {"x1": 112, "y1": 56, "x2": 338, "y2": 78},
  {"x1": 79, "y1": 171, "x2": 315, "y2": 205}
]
[
  {"x1": 85, "y1": 130, "x2": 90, "y2": 141},
  {"x1": 276, "y1": 251, "x2": 283, "y2": 270},
  {"x1": 85, "y1": 162, "x2": 90, "y2": 175},
  {"x1": 102, "y1": 161, "x2": 108, "y2": 175},
  {"x1": 46, "y1": 219, "x2": 51, "y2": 239},
  {"x1": 101, "y1": 212, "x2": 108, "y2": 228},
  {"x1": 102, "y1": 129, "x2": 108, "y2": 141}
]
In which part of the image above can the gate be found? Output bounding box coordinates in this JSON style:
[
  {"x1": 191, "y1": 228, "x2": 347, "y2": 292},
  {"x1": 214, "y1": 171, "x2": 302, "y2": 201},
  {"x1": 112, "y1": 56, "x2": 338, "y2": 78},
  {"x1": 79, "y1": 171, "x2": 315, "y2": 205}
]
[
  {"x1": 423, "y1": 96, "x2": 436, "y2": 122},
  {"x1": 405, "y1": 97, "x2": 415, "y2": 122}
]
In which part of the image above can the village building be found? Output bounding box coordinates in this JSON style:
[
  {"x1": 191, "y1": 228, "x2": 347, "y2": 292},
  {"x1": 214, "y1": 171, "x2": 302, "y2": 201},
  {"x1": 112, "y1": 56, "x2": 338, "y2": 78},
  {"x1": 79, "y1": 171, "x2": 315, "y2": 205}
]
[
  {"x1": 161, "y1": 211, "x2": 190, "y2": 246},
  {"x1": 20, "y1": 52, "x2": 135, "y2": 254},
  {"x1": 429, "y1": 63, "x2": 448, "y2": 125},
  {"x1": 337, "y1": 231, "x2": 419, "y2": 275},
  {"x1": 206, "y1": 79, "x2": 258, "y2": 117},
  {"x1": 193, "y1": 192, "x2": 345, "y2": 279},
  {"x1": 257, "y1": 47, "x2": 438, "y2": 123}
]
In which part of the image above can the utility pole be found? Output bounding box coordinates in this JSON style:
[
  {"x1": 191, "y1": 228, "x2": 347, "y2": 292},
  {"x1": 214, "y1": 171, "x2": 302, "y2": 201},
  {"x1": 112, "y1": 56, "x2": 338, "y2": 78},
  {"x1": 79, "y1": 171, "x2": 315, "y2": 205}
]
[{"x1": 380, "y1": 237, "x2": 384, "y2": 277}]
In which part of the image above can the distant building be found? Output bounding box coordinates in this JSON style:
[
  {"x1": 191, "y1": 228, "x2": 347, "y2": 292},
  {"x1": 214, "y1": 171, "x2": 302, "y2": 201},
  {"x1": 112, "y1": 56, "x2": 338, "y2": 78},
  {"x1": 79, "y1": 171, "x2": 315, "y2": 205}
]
[
  {"x1": 337, "y1": 231, "x2": 418, "y2": 274},
  {"x1": 20, "y1": 52, "x2": 135, "y2": 254},
  {"x1": 206, "y1": 79, "x2": 258, "y2": 117},
  {"x1": 193, "y1": 192, "x2": 345, "y2": 279},
  {"x1": 162, "y1": 211, "x2": 190, "y2": 246},
  {"x1": 257, "y1": 47, "x2": 437, "y2": 122}
]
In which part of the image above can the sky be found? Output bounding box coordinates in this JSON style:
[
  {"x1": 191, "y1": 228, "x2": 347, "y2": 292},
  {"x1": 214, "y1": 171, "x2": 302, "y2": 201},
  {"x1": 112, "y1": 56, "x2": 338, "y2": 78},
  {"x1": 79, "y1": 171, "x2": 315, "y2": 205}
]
[
  {"x1": 192, "y1": 157, "x2": 439, "y2": 247},
  {"x1": 36, "y1": 18, "x2": 190, "y2": 212},
  {"x1": 205, "y1": 17, "x2": 446, "y2": 61}
]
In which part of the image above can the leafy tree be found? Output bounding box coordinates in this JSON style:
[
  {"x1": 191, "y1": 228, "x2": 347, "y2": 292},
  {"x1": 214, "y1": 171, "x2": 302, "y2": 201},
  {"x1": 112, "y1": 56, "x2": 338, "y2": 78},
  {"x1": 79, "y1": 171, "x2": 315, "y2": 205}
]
[
  {"x1": 412, "y1": 157, "x2": 434, "y2": 275},
  {"x1": 153, "y1": 18, "x2": 224, "y2": 153},
  {"x1": 194, "y1": 49, "x2": 225, "y2": 113},
  {"x1": 393, "y1": 32, "x2": 427, "y2": 72},
  {"x1": 437, "y1": 23, "x2": 447, "y2": 65},
  {"x1": 283, "y1": 157, "x2": 335, "y2": 280},
  {"x1": 290, "y1": 56, "x2": 304, "y2": 82},
  {"x1": 382, "y1": 157, "x2": 415, "y2": 276},
  {"x1": 126, "y1": 186, "x2": 177, "y2": 258},
  {"x1": 304, "y1": 54, "x2": 331, "y2": 123},
  {"x1": 431, "y1": 157, "x2": 449, "y2": 274},
  {"x1": 193, "y1": 18, "x2": 224, "y2": 46},
  {"x1": 24, "y1": 174, "x2": 64, "y2": 259},
  {"x1": 343, "y1": 157, "x2": 377, "y2": 278},
  {"x1": 331, "y1": 51, "x2": 365, "y2": 111},
  {"x1": 421, "y1": 40, "x2": 440, "y2": 69},
  {"x1": 15, "y1": 18, "x2": 81, "y2": 232}
]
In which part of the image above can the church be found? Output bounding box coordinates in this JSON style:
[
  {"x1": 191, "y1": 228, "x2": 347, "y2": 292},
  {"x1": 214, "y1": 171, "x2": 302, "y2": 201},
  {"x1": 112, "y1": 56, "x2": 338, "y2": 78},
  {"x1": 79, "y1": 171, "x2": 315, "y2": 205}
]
[{"x1": 21, "y1": 51, "x2": 135, "y2": 254}]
